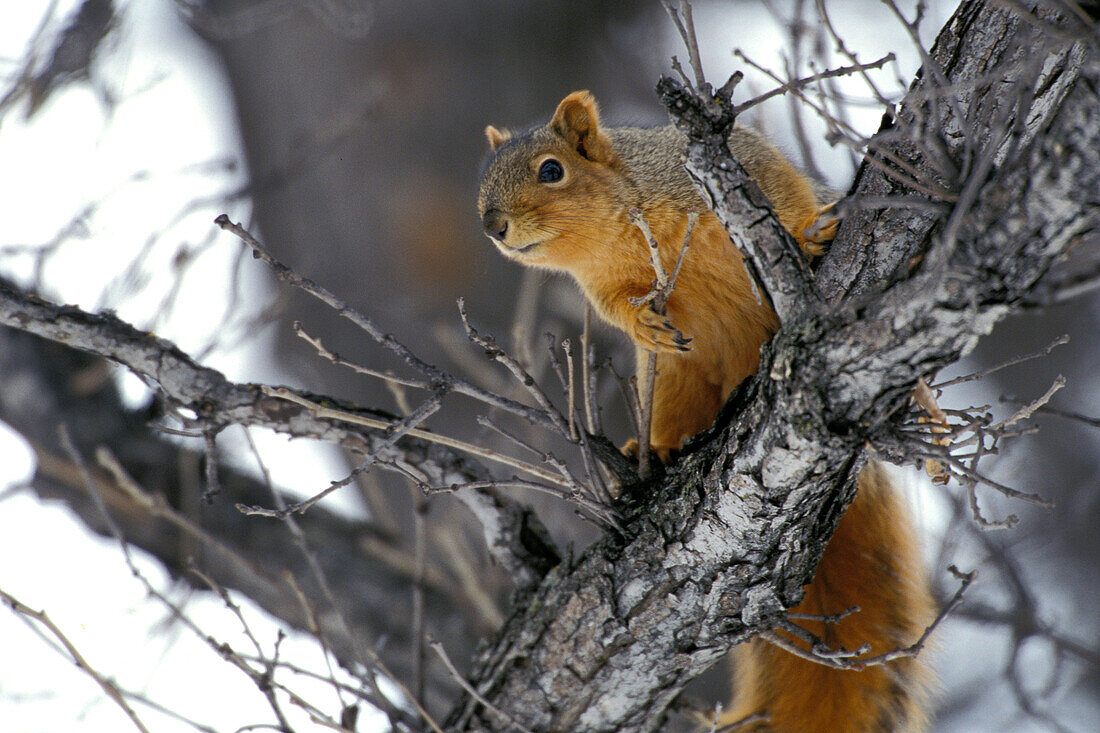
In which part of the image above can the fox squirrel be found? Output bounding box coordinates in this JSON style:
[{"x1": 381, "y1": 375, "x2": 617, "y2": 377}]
[{"x1": 477, "y1": 91, "x2": 934, "y2": 732}]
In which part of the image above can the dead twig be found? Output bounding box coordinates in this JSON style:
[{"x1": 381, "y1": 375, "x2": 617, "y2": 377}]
[
  {"x1": 763, "y1": 565, "x2": 975, "y2": 671},
  {"x1": 627, "y1": 209, "x2": 698, "y2": 478},
  {"x1": 457, "y1": 297, "x2": 572, "y2": 439},
  {"x1": 243, "y1": 388, "x2": 444, "y2": 517},
  {"x1": 295, "y1": 320, "x2": 428, "y2": 390},
  {"x1": 0, "y1": 585, "x2": 152, "y2": 733},
  {"x1": 214, "y1": 214, "x2": 562, "y2": 433},
  {"x1": 733, "y1": 54, "x2": 897, "y2": 116},
  {"x1": 660, "y1": 0, "x2": 706, "y2": 89},
  {"x1": 428, "y1": 636, "x2": 536, "y2": 733},
  {"x1": 256, "y1": 385, "x2": 573, "y2": 491}
]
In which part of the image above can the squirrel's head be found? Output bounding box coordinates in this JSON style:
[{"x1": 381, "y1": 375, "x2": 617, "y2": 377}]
[{"x1": 477, "y1": 90, "x2": 623, "y2": 269}]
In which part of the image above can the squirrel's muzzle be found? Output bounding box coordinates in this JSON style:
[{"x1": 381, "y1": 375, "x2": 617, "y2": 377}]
[{"x1": 482, "y1": 209, "x2": 508, "y2": 241}]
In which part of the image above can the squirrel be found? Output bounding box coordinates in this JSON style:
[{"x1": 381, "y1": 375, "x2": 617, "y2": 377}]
[{"x1": 477, "y1": 90, "x2": 934, "y2": 732}]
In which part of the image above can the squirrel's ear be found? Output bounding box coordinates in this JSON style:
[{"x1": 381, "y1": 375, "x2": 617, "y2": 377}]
[
  {"x1": 484, "y1": 125, "x2": 510, "y2": 151},
  {"x1": 550, "y1": 90, "x2": 616, "y2": 165}
]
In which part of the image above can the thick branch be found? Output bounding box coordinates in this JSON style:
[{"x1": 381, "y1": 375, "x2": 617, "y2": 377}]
[
  {"x1": 817, "y1": 1, "x2": 1096, "y2": 304},
  {"x1": 0, "y1": 276, "x2": 560, "y2": 595}
]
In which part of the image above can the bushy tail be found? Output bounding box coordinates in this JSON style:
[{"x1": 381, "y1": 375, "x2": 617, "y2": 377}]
[{"x1": 719, "y1": 462, "x2": 934, "y2": 732}]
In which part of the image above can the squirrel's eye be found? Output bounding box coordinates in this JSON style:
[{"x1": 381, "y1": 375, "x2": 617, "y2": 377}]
[{"x1": 537, "y1": 159, "x2": 564, "y2": 183}]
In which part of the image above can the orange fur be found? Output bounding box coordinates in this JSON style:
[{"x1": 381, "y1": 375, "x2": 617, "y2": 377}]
[{"x1": 478, "y1": 91, "x2": 933, "y2": 732}]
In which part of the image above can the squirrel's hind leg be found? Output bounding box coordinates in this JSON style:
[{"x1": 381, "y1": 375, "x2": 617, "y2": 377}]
[{"x1": 796, "y1": 202, "x2": 839, "y2": 256}]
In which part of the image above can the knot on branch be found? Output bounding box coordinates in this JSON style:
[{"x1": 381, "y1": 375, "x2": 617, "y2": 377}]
[
  {"x1": 427, "y1": 378, "x2": 452, "y2": 397},
  {"x1": 657, "y1": 73, "x2": 742, "y2": 141}
]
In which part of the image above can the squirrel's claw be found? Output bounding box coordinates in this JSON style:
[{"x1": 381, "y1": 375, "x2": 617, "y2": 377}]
[
  {"x1": 635, "y1": 307, "x2": 693, "y2": 353},
  {"x1": 621, "y1": 438, "x2": 680, "y2": 465},
  {"x1": 798, "y1": 202, "x2": 840, "y2": 256},
  {"x1": 621, "y1": 437, "x2": 639, "y2": 458}
]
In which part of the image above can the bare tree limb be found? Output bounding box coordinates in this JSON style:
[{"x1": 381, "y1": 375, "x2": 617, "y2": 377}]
[
  {"x1": 0, "y1": 275, "x2": 561, "y2": 598},
  {"x1": 656, "y1": 77, "x2": 819, "y2": 321}
]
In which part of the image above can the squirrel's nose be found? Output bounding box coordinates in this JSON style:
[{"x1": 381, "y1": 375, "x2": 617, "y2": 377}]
[{"x1": 482, "y1": 209, "x2": 508, "y2": 240}]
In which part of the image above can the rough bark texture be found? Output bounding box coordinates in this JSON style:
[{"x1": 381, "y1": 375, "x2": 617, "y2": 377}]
[{"x1": 443, "y1": 3, "x2": 1099, "y2": 731}]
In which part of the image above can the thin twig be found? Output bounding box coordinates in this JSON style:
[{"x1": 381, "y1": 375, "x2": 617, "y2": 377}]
[
  {"x1": 660, "y1": 0, "x2": 706, "y2": 88},
  {"x1": 428, "y1": 636, "x2": 536, "y2": 733},
  {"x1": 733, "y1": 48, "x2": 959, "y2": 202},
  {"x1": 813, "y1": 0, "x2": 897, "y2": 106},
  {"x1": 94, "y1": 447, "x2": 271, "y2": 581},
  {"x1": 787, "y1": 605, "x2": 861, "y2": 624},
  {"x1": 1001, "y1": 375, "x2": 1065, "y2": 430},
  {"x1": 58, "y1": 409, "x2": 419, "y2": 731},
  {"x1": 240, "y1": 429, "x2": 352, "y2": 714},
  {"x1": 626, "y1": 209, "x2": 697, "y2": 477},
  {"x1": 188, "y1": 566, "x2": 294, "y2": 730},
  {"x1": 65, "y1": 426, "x2": 370, "y2": 729},
  {"x1": 424, "y1": 478, "x2": 618, "y2": 529},
  {"x1": 214, "y1": 214, "x2": 561, "y2": 432},
  {"x1": 0, "y1": 586, "x2": 152, "y2": 733},
  {"x1": 475, "y1": 416, "x2": 583, "y2": 494},
  {"x1": 457, "y1": 297, "x2": 571, "y2": 438},
  {"x1": 257, "y1": 385, "x2": 574, "y2": 491},
  {"x1": 238, "y1": 426, "x2": 452, "y2": 731},
  {"x1": 715, "y1": 712, "x2": 770, "y2": 732},
  {"x1": 734, "y1": 54, "x2": 896, "y2": 115},
  {"x1": 474, "y1": 416, "x2": 617, "y2": 525},
  {"x1": 562, "y1": 338, "x2": 579, "y2": 441},
  {"x1": 250, "y1": 390, "x2": 444, "y2": 517},
  {"x1": 1002, "y1": 401, "x2": 1100, "y2": 429},
  {"x1": 581, "y1": 306, "x2": 599, "y2": 434},
  {"x1": 295, "y1": 320, "x2": 428, "y2": 390},
  {"x1": 763, "y1": 565, "x2": 975, "y2": 671}
]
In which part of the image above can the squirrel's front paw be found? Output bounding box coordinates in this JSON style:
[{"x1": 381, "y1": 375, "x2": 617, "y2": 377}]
[
  {"x1": 621, "y1": 438, "x2": 680, "y2": 465},
  {"x1": 634, "y1": 307, "x2": 692, "y2": 353},
  {"x1": 799, "y1": 202, "x2": 839, "y2": 256}
]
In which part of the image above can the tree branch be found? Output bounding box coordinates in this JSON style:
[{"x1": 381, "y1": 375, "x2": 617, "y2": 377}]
[
  {"x1": 656, "y1": 76, "x2": 819, "y2": 321},
  {"x1": 0, "y1": 274, "x2": 562, "y2": 596}
]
